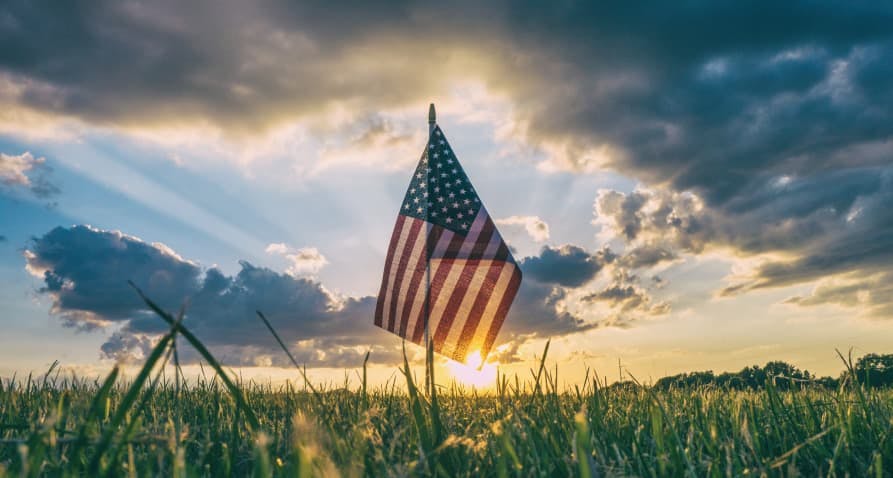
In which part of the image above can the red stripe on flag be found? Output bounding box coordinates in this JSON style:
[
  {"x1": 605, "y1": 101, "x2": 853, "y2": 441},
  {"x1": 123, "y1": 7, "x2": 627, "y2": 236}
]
[
  {"x1": 470, "y1": 216, "x2": 497, "y2": 257},
  {"x1": 432, "y1": 222, "x2": 495, "y2": 349},
  {"x1": 375, "y1": 215, "x2": 406, "y2": 327},
  {"x1": 403, "y1": 229, "x2": 455, "y2": 345},
  {"x1": 480, "y1": 265, "x2": 522, "y2": 360},
  {"x1": 452, "y1": 259, "x2": 506, "y2": 361},
  {"x1": 494, "y1": 240, "x2": 510, "y2": 262},
  {"x1": 397, "y1": 225, "x2": 444, "y2": 337},
  {"x1": 392, "y1": 223, "x2": 433, "y2": 335},
  {"x1": 386, "y1": 218, "x2": 423, "y2": 331},
  {"x1": 410, "y1": 232, "x2": 466, "y2": 343},
  {"x1": 431, "y1": 261, "x2": 478, "y2": 356}
]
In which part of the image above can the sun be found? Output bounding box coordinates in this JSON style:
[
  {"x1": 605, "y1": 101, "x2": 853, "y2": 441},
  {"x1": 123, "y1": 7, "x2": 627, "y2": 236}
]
[{"x1": 446, "y1": 351, "x2": 498, "y2": 388}]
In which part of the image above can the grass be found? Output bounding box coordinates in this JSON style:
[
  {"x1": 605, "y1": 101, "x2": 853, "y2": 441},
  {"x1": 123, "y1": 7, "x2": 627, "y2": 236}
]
[{"x1": 2, "y1": 292, "x2": 893, "y2": 476}]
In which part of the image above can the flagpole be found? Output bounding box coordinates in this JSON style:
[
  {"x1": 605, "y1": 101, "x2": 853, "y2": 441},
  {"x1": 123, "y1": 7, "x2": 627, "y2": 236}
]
[{"x1": 425, "y1": 103, "x2": 435, "y2": 395}]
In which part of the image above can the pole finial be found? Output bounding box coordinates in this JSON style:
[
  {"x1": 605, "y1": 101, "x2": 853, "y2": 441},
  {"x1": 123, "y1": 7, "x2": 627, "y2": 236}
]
[{"x1": 428, "y1": 103, "x2": 436, "y2": 125}]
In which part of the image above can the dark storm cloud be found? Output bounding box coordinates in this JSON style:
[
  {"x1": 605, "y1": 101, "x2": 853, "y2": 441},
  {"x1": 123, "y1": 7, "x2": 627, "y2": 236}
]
[
  {"x1": 3, "y1": 1, "x2": 892, "y2": 284},
  {"x1": 595, "y1": 168, "x2": 893, "y2": 314},
  {"x1": 493, "y1": 6, "x2": 893, "y2": 203},
  {"x1": 1, "y1": 1, "x2": 889, "y2": 143},
  {"x1": 25, "y1": 225, "x2": 396, "y2": 366},
  {"x1": 502, "y1": 2, "x2": 893, "y2": 318},
  {"x1": 25, "y1": 225, "x2": 201, "y2": 328},
  {"x1": 0, "y1": 0, "x2": 501, "y2": 129},
  {"x1": 500, "y1": 280, "x2": 591, "y2": 338},
  {"x1": 719, "y1": 169, "x2": 893, "y2": 297},
  {"x1": 10, "y1": 0, "x2": 893, "y2": 328},
  {"x1": 27, "y1": 225, "x2": 628, "y2": 366},
  {"x1": 520, "y1": 245, "x2": 614, "y2": 287},
  {"x1": 503, "y1": 245, "x2": 665, "y2": 337},
  {"x1": 721, "y1": 177, "x2": 893, "y2": 294}
]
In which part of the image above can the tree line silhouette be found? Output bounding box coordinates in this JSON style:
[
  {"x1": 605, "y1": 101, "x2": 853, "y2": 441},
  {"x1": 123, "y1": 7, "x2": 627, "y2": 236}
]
[{"x1": 635, "y1": 353, "x2": 893, "y2": 390}]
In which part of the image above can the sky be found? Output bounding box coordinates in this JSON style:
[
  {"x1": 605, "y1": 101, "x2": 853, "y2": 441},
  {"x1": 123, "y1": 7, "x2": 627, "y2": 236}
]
[{"x1": 2, "y1": 0, "x2": 893, "y2": 387}]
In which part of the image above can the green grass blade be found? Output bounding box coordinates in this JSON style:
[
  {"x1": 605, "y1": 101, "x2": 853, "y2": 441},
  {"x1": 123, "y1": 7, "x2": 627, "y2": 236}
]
[
  {"x1": 87, "y1": 331, "x2": 174, "y2": 473},
  {"x1": 129, "y1": 281, "x2": 260, "y2": 430}
]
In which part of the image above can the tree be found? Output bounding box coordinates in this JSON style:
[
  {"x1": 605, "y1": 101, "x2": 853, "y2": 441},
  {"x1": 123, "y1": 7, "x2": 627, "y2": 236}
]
[
  {"x1": 851, "y1": 354, "x2": 893, "y2": 388},
  {"x1": 762, "y1": 361, "x2": 813, "y2": 390},
  {"x1": 652, "y1": 361, "x2": 826, "y2": 390},
  {"x1": 653, "y1": 371, "x2": 715, "y2": 391}
]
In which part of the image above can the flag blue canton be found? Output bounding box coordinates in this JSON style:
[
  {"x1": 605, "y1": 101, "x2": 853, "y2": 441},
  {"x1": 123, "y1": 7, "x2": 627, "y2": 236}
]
[{"x1": 400, "y1": 126, "x2": 481, "y2": 234}]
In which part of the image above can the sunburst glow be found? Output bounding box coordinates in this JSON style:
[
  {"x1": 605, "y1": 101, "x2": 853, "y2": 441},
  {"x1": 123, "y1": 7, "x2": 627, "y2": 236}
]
[{"x1": 446, "y1": 351, "x2": 497, "y2": 388}]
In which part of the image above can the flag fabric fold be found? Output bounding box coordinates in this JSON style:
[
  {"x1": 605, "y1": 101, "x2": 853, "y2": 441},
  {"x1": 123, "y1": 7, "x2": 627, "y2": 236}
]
[{"x1": 374, "y1": 125, "x2": 521, "y2": 364}]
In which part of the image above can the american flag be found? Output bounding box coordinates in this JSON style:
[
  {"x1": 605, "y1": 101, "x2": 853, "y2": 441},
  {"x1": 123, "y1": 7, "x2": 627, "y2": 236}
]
[{"x1": 374, "y1": 125, "x2": 521, "y2": 364}]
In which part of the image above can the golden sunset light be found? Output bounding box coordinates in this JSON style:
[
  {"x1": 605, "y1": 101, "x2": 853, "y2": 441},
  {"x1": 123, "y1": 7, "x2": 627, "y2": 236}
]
[
  {"x1": 446, "y1": 350, "x2": 498, "y2": 388},
  {"x1": 2, "y1": 1, "x2": 893, "y2": 475}
]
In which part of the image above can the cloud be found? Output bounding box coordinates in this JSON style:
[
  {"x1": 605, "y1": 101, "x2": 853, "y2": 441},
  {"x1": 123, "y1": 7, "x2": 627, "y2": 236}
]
[
  {"x1": 592, "y1": 168, "x2": 893, "y2": 317},
  {"x1": 348, "y1": 116, "x2": 415, "y2": 150},
  {"x1": 264, "y1": 242, "x2": 289, "y2": 255},
  {"x1": 27, "y1": 225, "x2": 638, "y2": 367},
  {"x1": 501, "y1": 279, "x2": 590, "y2": 338},
  {"x1": 619, "y1": 244, "x2": 679, "y2": 269},
  {"x1": 784, "y1": 272, "x2": 893, "y2": 318},
  {"x1": 24, "y1": 225, "x2": 395, "y2": 366},
  {"x1": 5, "y1": 1, "x2": 891, "y2": 322},
  {"x1": 100, "y1": 332, "x2": 155, "y2": 363},
  {"x1": 0, "y1": 1, "x2": 496, "y2": 132},
  {"x1": 24, "y1": 226, "x2": 201, "y2": 325},
  {"x1": 265, "y1": 242, "x2": 328, "y2": 276},
  {"x1": 502, "y1": 244, "x2": 668, "y2": 338},
  {"x1": 0, "y1": 2, "x2": 886, "y2": 145},
  {"x1": 2, "y1": 3, "x2": 891, "y2": 298},
  {"x1": 0, "y1": 152, "x2": 32, "y2": 186},
  {"x1": 520, "y1": 245, "x2": 615, "y2": 287},
  {"x1": 582, "y1": 271, "x2": 671, "y2": 318},
  {"x1": 494, "y1": 3, "x2": 893, "y2": 318},
  {"x1": 594, "y1": 188, "x2": 711, "y2": 253},
  {"x1": 716, "y1": 170, "x2": 893, "y2": 300},
  {"x1": 312, "y1": 113, "x2": 426, "y2": 174},
  {"x1": 495, "y1": 215, "x2": 550, "y2": 242},
  {"x1": 0, "y1": 151, "x2": 59, "y2": 199}
]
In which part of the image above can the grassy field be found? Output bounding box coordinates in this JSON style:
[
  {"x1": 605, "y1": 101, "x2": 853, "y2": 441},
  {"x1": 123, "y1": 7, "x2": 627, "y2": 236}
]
[
  {"x1": 3, "y1": 362, "x2": 893, "y2": 477},
  {"x1": 2, "y1": 292, "x2": 893, "y2": 476}
]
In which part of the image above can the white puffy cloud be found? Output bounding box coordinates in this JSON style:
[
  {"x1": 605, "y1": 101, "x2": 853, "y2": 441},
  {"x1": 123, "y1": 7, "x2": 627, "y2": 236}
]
[
  {"x1": 264, "y1": 242, "x2": 289, "y2": 255},
  {"x1": 0, "y1": 151, "x2": 60, "y2": 200},
  {"x1": 265, "y1": 243, "x2": 328, "y2": 276},
  {"x1": 0, "y1": 152, "x2": 38, "y2": 186},
  {"x1": 496, "y1": 215, "x2": 550, "y2": 242}
]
